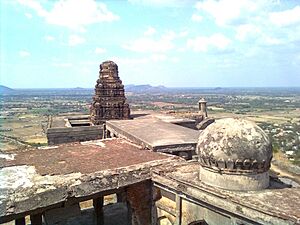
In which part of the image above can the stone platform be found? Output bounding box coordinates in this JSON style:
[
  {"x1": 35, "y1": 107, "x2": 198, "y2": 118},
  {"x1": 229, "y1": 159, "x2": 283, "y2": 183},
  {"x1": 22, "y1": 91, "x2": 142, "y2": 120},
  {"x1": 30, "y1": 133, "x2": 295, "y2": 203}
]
[
  {"x1": 106, "y1": 117, "x2": 200, "y2": 155},
  {"x1": 0, "y1": 138, "x2": 179, "y2": 224}
]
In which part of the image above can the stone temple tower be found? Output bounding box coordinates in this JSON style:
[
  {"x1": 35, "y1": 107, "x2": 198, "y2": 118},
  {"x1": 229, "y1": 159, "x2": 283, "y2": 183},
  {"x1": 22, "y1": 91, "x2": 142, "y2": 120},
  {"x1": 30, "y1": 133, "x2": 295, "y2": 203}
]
[{"x1": 90, "y1": 61, "x2": 130, "y2": 125}]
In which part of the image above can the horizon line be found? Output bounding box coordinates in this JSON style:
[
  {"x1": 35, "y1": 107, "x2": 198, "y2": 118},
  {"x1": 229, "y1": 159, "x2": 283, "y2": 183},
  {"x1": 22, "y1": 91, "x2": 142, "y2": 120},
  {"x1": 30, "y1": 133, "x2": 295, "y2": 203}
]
[{"x1": 2, "y1": 86, "x2": 300, "y2": 89}]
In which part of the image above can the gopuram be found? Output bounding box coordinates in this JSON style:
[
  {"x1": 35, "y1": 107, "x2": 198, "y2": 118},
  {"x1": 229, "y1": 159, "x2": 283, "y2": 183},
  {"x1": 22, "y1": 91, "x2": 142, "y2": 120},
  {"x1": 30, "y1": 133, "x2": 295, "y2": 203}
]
[{"x1": 90, "y1": 61, "x2": 130, "y2": 125}]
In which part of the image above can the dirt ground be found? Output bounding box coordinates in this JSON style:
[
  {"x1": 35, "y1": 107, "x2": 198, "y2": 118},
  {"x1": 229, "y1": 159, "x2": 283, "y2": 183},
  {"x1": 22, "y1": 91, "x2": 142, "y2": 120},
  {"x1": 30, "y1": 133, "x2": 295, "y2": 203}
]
[{"x1": 0, "y1": 114, "x2": 47, "y2": 151}]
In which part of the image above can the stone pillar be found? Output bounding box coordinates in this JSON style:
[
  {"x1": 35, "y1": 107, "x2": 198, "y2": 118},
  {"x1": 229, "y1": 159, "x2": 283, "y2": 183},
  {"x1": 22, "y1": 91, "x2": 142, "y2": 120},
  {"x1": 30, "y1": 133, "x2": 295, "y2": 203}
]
[
  {"x1": 198, "y1": 98, "x2": 208, "y2": 118},
  {"x1": 117, "y1": 190, "x2": 127, "y2": 202},
  {"x1": 30, "y1": 213, "x2": 43, "y2": 225},
  {"x1": 15, "y1": 217, "x2": 25, "y2": 225},
  {"x1": 152, "y1": 186, "x2": 162, "y2": 225},
  {"x1": 126, "y1": 181, "x2": 152, "y2": 225},
  {"x1": 174, "y1": 194, "x2": 182, "y2": 225},
  {"x1": 93, "y1": 197, "x2": 104, "y2": 225}
]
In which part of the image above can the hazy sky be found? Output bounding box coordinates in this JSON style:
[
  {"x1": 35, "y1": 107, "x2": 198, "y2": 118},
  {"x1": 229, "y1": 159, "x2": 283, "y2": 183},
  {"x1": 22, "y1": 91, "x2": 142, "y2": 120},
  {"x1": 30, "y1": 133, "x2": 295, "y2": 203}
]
[{"x1": 1, "y1": 0, "x2": 300, "y2": 88}]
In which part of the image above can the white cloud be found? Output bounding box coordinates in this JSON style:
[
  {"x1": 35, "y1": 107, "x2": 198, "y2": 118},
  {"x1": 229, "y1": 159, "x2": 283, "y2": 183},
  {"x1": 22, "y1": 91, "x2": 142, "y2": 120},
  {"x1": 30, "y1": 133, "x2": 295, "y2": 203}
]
[
  {"x1": 17, "y1": 0, "x2": 48, "y2": 17},
  {"x1": 128, "y1": 0, "x2": 191, "y2": 7},
  {"x1": 178, "y1": 31, "x2": 189, "y2": 37},
  {"x1": 95, "y1": 47, "x2": 106, "y2": 54},
  {"x1": 123, "y1": 28, "x2": 188, "y2": 53},
  {"x1": 44, "y1": 35, "x2": 55, "y2": 41},
  {"x1": 235, "y1": 24, "x2": 260, "y2": 41},
  {"x1": 287, "y1": 26, "x2": 300, "y2": 43},
  {"x1": 194, "y1": 0, "x2": 299, "y2": 49},
  {"x1": 17, "y1": 0, "x2": 119, "y2": 31},
  {"x1": 195, "y1": 0, "x2": 260, "y2": 26},
  {"x1": 68, "y1": 35, "x2": 85, "y2": 46},
  {"x1": 233, "y1": 5, "x2": 300, "y2": 45},
  {"x1": 260, "y1": 35, "x2": 282, "y2": 46},
  {"x1": 25, "y1": 13, "x2": 32, "y2": 19},
  {"x1": 269, "y1": 6, "x2": 300, "y2": 27},
  {"x1": 187, "y1": 33, "x2": 231, "y2": 52},
  {"x1": 19, "y1": 50, "x2": 30, "y2": 57},
  {"x1": 122, "y1": 28, "x2": 179, "y2": 53},
  {"x1": 191, "y1": 14, "x2": 203, "y2": 22},
  {"x1": 144, "y1": 27, "x2": 156, "y2": 36}
]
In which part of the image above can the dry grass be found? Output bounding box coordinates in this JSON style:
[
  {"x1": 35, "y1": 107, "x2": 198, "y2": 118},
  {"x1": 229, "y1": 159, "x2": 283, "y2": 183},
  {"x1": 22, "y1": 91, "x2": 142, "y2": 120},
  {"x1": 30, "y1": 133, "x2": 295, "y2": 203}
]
[
  {"x1": 79, "y1": 194, "x2": 117, "y2": 210},
  {"x1": 26, "y1": 136, "x2": 47, "y2": 144}
]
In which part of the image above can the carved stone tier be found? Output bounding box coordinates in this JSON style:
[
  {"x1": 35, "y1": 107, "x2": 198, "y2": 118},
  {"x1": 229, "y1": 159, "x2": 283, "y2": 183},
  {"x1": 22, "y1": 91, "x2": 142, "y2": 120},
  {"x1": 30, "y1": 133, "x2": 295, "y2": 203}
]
[
  {"x1": 90, "y1": 61, "x2": 130, "y2": 125},
  {"x1": 199, "y1": 156, "x2": 271, "y2": 174}
]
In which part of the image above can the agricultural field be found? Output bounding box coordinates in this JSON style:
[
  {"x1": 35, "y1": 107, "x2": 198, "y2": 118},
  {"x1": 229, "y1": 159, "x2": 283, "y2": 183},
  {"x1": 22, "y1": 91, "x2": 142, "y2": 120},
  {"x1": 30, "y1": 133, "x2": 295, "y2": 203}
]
[{"x1": 1, "y1": 87, "x2": 299, "y2": 168}]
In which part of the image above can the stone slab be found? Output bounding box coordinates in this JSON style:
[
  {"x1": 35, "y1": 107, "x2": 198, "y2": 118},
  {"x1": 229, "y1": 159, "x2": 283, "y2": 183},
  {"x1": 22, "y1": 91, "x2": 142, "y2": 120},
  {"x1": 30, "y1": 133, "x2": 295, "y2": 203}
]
[{"x1": 106, "y1": 118, "x2": 200, "y2": 153}]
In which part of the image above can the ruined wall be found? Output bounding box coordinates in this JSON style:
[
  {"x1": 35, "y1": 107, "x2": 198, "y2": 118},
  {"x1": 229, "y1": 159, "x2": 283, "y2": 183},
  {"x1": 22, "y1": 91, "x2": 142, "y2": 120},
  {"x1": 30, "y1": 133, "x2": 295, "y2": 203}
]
[
  {"x1": 181, "y1": 200, "x2": 233, "y2": 225},
  {"x1": 155, "y1": 187, "x2": 260, "y2": 225},
  {"x1": 47, "y1": 125, "x2": 103, "y2": 145}
]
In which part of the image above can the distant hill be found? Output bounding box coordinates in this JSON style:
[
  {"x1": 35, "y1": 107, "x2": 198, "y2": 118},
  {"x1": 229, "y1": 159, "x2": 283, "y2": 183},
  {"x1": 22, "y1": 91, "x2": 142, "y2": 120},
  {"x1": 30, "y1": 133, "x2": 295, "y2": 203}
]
[
  {"x1": 0, "y1": 85, "x2": 15, "y2": 93},
  {"x1": 125, "y1": 84, "x2": 168, "y2": 93}
]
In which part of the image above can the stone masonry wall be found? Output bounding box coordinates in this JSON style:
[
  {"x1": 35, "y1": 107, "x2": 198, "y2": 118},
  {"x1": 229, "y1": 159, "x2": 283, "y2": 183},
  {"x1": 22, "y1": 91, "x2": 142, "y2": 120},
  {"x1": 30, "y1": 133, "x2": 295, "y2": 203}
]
[{"x1": 47, "y1": 126, "x2": 103, "y2": 145}]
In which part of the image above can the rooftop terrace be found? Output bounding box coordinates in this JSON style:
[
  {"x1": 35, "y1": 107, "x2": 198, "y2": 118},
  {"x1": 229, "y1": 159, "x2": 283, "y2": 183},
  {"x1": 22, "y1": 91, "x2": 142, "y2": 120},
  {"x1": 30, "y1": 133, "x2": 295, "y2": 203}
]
[{"x1": 0, "y1": 138, "x2": 178, "y2": 223}]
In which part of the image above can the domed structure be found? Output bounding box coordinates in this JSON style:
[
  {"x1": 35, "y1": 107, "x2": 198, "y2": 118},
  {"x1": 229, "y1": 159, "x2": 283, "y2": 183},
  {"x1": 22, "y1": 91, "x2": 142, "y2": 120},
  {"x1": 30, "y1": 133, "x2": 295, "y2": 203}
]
[{"x1": 197, "y1": 118, "x2": 272, "y2": 191}]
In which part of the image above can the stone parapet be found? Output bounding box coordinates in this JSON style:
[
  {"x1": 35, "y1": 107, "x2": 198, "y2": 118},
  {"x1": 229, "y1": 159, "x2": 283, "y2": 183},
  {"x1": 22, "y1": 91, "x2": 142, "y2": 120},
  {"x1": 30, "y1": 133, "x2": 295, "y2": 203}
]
[{"x1": 47, "y1": 125, "x2": 103, "y2": 145}]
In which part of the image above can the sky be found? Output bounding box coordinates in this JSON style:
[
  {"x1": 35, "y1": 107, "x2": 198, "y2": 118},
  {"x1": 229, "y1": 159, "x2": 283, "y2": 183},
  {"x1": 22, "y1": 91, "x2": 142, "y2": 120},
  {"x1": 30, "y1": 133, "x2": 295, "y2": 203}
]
[{"x1": 0, "y1": 0, "x2": 300, "y2": 88}]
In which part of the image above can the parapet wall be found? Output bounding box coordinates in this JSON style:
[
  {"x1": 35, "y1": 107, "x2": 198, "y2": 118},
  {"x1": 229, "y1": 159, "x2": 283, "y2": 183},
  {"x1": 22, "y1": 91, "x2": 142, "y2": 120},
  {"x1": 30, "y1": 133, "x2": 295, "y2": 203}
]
[{"x1": 47, "y1": 125, "x2": 103, "y2": 145}]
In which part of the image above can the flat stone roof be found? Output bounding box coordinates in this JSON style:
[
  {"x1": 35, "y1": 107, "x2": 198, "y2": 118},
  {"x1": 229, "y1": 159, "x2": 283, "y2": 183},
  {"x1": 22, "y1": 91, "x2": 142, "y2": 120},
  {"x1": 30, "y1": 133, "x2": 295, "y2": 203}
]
[
  {"x1": 131, "y1": 110, "x2": 196, "y2": 123},
  {"x1": 49, "y1": 115, "x2": 68, "y2": 128},
  {"x1": 152, "y1": 161, "x2": 300, "y2": 225},
  {"x1": 106, "y1": 118, "x2": 200, "y2": 152},
  {"x1": 49, "y1": 114, "x2": 90, "y2": 128},
  {"x1": 0, "y1": 139, "x2": 178, "y2": 222},
  {"x1": 1, "y1": 139, "x2": 169, "y2": 175}
]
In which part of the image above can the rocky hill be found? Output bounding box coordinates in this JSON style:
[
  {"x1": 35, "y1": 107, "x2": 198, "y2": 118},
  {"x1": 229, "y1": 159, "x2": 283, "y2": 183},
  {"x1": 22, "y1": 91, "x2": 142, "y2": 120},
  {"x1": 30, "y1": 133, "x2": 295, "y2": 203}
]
[
  {"x1": 0, "y1": 85, "x2": 15, "y2": 94},
  {"x1": 125, "y1": 84, "x2": 167, "y2": 93}
]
